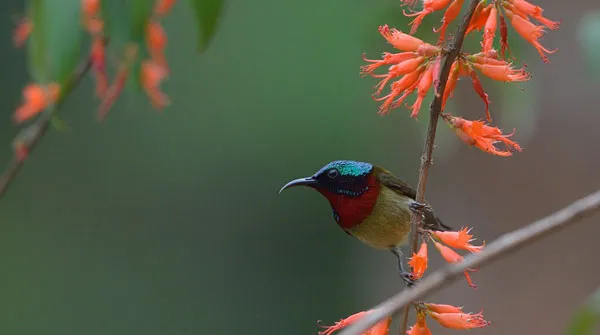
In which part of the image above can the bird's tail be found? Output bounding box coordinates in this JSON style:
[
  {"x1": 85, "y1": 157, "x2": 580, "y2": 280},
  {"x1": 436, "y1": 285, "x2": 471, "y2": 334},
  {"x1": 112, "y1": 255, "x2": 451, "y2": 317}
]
[
  {"x1": 424, "y1": 212, "x2": 452, "y2": 232},
  {"x1": 434, "y1": 216, "x2": 453, "y2": 231}
]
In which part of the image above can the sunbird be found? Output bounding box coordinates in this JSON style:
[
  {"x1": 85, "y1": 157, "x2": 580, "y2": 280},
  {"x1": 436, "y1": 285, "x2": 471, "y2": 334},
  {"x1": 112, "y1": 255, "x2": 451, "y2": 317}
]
[{"x1": 279, "y1": 160, "x2": 450, "y2": 284}]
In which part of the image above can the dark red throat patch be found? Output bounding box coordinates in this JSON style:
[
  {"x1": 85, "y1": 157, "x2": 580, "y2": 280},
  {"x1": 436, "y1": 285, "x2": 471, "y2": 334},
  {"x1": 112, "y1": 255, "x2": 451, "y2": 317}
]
[{"x1": 316, "y1": 174, "x2": 380, "y2": 229}]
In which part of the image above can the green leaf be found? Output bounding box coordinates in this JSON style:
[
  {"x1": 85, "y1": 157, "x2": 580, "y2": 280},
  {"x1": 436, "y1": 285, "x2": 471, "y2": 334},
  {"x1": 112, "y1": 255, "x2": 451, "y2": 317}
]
[
  {"x1": 129, "y1": 0, "x2": 154, "y2": 42},
  {"x1": 26, "y1": 0, "x2": 48, "y2": 83},
  {"x1": 26, "y1": 0, "x2": 84, "y2": 85},
  {"x1": 101, "y1": 0, "x2": 154, "y2": 93},
  {"x1": 577, "y1": 11, "x2": 600, "y2": 81},
  {"x1": 50, "y1": 115, "x2": 70, "y2": 132},
  {"x1": 566, "y1": 287, "x2": 600, "y2": 335},
  {"x1": 101, "y1": 1, "x2": 132, "y2": 51},
  {"x1": 189, "y1": 0, "x2": 224, "y2": 52}
]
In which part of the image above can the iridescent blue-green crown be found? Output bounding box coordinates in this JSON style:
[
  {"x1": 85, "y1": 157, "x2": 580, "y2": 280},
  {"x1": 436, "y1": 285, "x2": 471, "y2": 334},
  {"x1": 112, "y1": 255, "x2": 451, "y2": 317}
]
[{"x1": 318, "y1": 160, "x2": 373, "y2": 177}]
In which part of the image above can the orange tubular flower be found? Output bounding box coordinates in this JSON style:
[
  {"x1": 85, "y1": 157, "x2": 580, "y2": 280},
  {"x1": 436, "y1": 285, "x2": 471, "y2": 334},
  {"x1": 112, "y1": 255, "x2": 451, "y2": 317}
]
[
  {"x1": 90, "y1": 38, "x2": 108, "y2": 98},
  {"x1": 433, "y1": 0, "x2": 464, "y2": 44},
  {"x1": 98, "y1": 44, "x2": 138, "y2": 119},
  {"x1": 318, "y1": 311, "x2": 392, "y2": 335},
  {"x1": 403, "y1": 0, "x2": 453, "y2": 34},
  {"x1": 482, "y1": 6, "x2": 497, "y2": 53},
  {"x1": 468, "y1": 68, "x2": 492, "y2": 122},
  {"x1": 432, "y1": 227, "x2": 485, "y2": 253},
  {"x1": 430, "y1": 310, "x2": 491, "y2": 329},
  {"x1": 443, "y1": 115, "x2": 522, "y2": 157},
  {"x1": 510, "y1": 0, "x2": 561, "y2": 30},
  {"x1": 379, "y1": 25, "x2": 424, "y2": 51},
  {"x1": 361, "y1": 52, "x2": 417, "y2": 76},
  {"x1": 432, "y1": 240, "x2": 477, "y2": 288},
  {"x1": 407, "y1": 313, "x2": 432, "y2": 335},
  {"x1": 14, "y1": 83, "x2": 60, "y2": 123},
  {"x1": 373, "y1": 68, "x2": 422, "y2": 115},
  {"x1": 441, "y1": 61, "x2": 460, "y2": 110},
  {"x1": 154, "y1": 0, "x2": 177, "y2": 16},
  {"x1": 82, "y1": 0, "x2": 99, "y2": 17},
  {"x1": 425, "y1": 303, "x2": 463, "y2": 314},
  {"x1": 408, "y1": 241, "x2": 428, "y2": 279},
  {"x1": 431, "y1": 55, "x2": 442, "y2": 96},
  {"x1": 98, "y1": 67, "x2": 128, "y2": 120},
  {"x1": 470, "y1": 51, "x2": 508, "y2": 65},
  {"x1": 466, "y1": 3, "x2": 492, "y2": 36},
  {"x1": 499, "y1": 14, "x2": 510, "y2": 58},
  {"x1": 13, "y1": 18, "x2": 33, "y2": 47},
  {"x1": 141, "y1": 60, "x2": 170, "y2": 109},
  {"x1": 373, "y1": 56, "x2": 425, "y2": 95},
  {"x1": 504, "y1": 8, "x2": 557, "y2": 63},
  {"x1": 82, "y1": 0, "x2": 103, "y2": 34},
  {"x1": 364, "y1": 316, "x2": 392, "y2": 335},
  {"x1": 410, "y1": 65, "x2": 433, "y2": 118},
  {"x1": 146, "y1": 20, "x2": 168, "y2": 68},
  {"x1": 471, "y1": 60, "x2": 530, "y2": 82}
]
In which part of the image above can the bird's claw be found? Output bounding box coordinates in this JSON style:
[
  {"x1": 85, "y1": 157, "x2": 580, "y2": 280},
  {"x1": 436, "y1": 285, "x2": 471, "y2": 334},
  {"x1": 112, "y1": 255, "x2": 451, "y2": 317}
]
[
  {"x1": 409, "y1": 201, "x2": 431, "y2": 216},
  {"x1": 400, "y1": 271, "x2": 416, "y2": 287}
]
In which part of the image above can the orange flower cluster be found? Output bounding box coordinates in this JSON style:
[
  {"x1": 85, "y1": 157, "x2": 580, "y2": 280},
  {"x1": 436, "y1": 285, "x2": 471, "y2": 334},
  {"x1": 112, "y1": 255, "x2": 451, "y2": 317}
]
[
  {"x1": 143, "y1": 0, "x2": 175, "y2": 109},
  {"x1": 316, "y1": 227, "x2": 487, "y2": 335},
  {"x1": 82, "y1": 0, "x2": 108, "y2": 98},
  {"x1": 408, "y1": 227, "x2": 484, "y2": 288},
  {"x1": 363, "y1": 0, "x2": 559, "y2": 157},
  {"x1": 318, "y1": 304, "x2": 490, "y2": 335},
  {"x1": 13, "y1": 18, "x2": 33, "y2": 48},
  {"x1": 466, "y1": 0, "x2": 560, "y2": 62},
  {"x1": 401, "y1": 0, "x2": 560, "y2": 62},
  {"x1": 12, "y1": 0, "x2": 176, "y2": 124},
  {"x1": 14, "y1": 84, "x2": 60, "y2": 123},
  {"x1": 365, "y1": 28, "x2": 529, "y2": 123},
  {"x1": 98, "y1": 0, "x2": 174, "y2": 114},
  {"x1": 12, "y1": 16, "x2": 60, "y2": 124}
]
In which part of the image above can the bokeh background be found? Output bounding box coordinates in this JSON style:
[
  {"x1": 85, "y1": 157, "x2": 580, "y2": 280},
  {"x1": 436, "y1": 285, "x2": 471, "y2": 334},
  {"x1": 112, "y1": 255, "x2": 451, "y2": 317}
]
[{"x1": 0, "y1": 0, "x2": 599, "y2": 334}]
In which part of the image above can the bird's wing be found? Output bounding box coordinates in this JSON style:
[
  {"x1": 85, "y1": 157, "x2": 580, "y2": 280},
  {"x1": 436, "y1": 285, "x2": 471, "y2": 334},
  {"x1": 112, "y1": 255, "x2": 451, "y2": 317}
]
[
  {"x1": 377, "y1": 170, "x2": 452, "y2": 232},
  {"x1": 376, "y1": 171, "x2": 417, "y2": 200}
]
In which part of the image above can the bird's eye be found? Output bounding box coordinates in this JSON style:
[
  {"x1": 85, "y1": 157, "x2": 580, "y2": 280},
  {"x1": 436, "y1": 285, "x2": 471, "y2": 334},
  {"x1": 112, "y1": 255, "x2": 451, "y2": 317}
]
[{"x1": 327, "y1": 169, "x2": 339, "y2": 179}]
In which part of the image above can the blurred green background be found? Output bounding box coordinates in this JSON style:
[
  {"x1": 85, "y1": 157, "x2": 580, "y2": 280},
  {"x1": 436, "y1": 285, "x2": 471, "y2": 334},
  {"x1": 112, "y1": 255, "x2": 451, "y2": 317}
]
[{"x1": 0, "y1": 0, "x2": 599, "y2": 334}]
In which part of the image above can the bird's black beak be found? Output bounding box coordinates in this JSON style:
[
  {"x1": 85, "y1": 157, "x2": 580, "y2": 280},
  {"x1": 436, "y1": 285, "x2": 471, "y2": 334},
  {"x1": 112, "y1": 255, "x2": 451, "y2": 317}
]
[{"x1": 278, "y1": 177, "x2": 318, "y2": 193}]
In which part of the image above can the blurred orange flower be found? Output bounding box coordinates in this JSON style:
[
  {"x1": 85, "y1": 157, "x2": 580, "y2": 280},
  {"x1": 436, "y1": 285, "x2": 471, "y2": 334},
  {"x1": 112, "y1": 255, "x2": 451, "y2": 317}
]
[
  {"x1": 13, "y1": 18, "x2": 33, "y2": 48},
  {"x1": 14, "y1": 84, "x2": 60, "y2": 123},
  {"x1": 141, "y1": 60, "x2": 170, "y2": 109},
  {"x1": 154, "y1": 0, "x2": 177, "y2": 17}
]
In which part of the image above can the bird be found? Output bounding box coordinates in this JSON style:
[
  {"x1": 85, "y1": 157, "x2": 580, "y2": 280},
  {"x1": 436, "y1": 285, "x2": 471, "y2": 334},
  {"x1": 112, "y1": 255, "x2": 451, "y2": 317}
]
[{"x1": 279, "y1": 160, "x2": 451, "y2": 285}]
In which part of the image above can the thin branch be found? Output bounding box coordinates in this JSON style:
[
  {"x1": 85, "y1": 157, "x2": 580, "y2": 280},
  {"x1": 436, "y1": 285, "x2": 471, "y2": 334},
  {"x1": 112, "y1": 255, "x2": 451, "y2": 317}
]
[
  {"x1": 399, "y1": 0, "x2": 481, "y2": 334},
  {"x1": 338, "y1": 188, "x2": 600, "y2": 335},
  {"x1": 0, "y1": 52, "x2": 95, "y2": 200}
]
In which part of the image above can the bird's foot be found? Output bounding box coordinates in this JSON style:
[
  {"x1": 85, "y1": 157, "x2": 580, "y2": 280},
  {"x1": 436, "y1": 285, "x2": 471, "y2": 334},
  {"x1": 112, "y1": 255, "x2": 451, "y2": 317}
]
[
  {"x1": 400, "y1": 271, "x2": 417, "y2": 287},
  {"x1": 409, "y1": 201, "x2": 432, "y2": 216}
]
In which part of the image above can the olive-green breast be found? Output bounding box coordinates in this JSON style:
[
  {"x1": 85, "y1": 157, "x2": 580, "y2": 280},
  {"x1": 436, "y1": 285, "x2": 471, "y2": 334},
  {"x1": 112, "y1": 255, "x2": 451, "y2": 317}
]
[{"x1": 345, "y1": 186, "x2": 413, "y2": 250}]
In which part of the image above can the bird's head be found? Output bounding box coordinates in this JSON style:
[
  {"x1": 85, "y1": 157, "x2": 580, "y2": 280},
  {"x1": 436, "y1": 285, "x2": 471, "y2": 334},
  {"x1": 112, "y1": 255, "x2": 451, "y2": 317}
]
[
  {"x1": 279, "y1": 160, "x2": 374, "y2": 198},
  {"x1": 280, "y1": 160, "x2": 381, "y2": 228}
]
